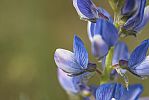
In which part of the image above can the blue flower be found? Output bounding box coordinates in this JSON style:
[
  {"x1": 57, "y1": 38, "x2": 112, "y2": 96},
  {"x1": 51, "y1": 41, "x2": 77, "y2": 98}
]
[
  {"x1": 134, "y1": 6, "x2": 149, "y2": 32},
  {"x1": 87, "y1": 18, "x2": 118, "y2": 59},
  {"x1": 128, "y1": 39, "x2": 149, "y2": 77},
  {"x1": 112, "y1": 41, "x2": 129, "y2": 66},
  {"x1": 58, "y1": 68, "x2": 93, "y2": 94},
  {"x1": 96, "y1": 83, "x2": 143, "y2": 100},
  {"x1": 100, "y1": 41, "x2": 129, "y2": 80},
  {"x1": 122, "y1": 84, "x2": 143, "y2": 100},
  {"x1": 73, "y1": 0, "x2": 113, "y2": 22},
  {"x1": 54, "y1": 35, "x2": 96, "y2": 76},
  {"x1": 121, "y1": 0, "x2": 149, "y2": 34},
  {"x1": 99, "y1": 41, "x2": 129, "y2": 68},
  {"x1": 109, "y1": 39, "x2": 149, "y2": 78},
  {"x1": 121, "y1": 0, "x2": 137, "y2": 16}
]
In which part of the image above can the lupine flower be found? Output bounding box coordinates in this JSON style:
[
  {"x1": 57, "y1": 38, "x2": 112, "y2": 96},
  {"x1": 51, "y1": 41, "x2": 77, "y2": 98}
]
[
  {"x1": 73, "y1": 0, "x2": 113, "y2": 22},
  {"x1": 101, "y1": 42, "x2": 129, "y2": 80},
  {"x1": 112, "y1": 39, "x2": 149, "y2": 77},
  {"x1": 87, "y1": 18, "x2": 118, "y2": 59},
  {"x1": 54, "y1": 35, "x2": 96, "y2": 76},
  {"x1": 58, "y1": 68, "x2": 93, "y2": 94},
  {"x1": 128, "y1": 39, "x2": 149, "y2": 77},
  {"x1": 107, "y1": 40, "x2": 149, "y2": 77},
  {"x1": 54, "y1": 0, "x2": 149, "y2": 99},
  {"x1": 134, "y1": 6, "x2": 149, "y2": 32},
  {"x1": 121, "y1": 0, "x2": 149, "y2": 35},
  {"x1": 112, "y1": 41, "x2": 129, "y2": 66},
  {"x1": 96, "y1": 83, "x2": 143, "y2": 100}
]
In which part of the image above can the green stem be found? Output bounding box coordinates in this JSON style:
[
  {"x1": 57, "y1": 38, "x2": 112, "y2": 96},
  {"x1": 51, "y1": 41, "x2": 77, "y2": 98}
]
[{"x1": 100, "y1": 47, "x2": 114, "y2": 84}]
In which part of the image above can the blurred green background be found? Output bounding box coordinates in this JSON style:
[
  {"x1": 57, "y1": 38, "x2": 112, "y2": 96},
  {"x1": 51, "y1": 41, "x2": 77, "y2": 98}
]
[{"x1": 0, "y1": 0, "x2": 149, "y2": 100}]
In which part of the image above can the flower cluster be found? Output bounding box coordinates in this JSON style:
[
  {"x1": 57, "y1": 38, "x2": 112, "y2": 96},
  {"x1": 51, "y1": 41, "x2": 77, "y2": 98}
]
[{"x1": 54, "y1": 0, "x2": 149, "y2": 100}]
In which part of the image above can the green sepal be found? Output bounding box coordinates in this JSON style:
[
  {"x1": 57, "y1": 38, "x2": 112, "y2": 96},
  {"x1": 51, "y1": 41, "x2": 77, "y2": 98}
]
[
  {"x1": 108, "y1": 0, "x2": 126, "y2": 28},
  {"x1": 108, "y1": 0, "x2": 125, "y2": 13},
  {"x1": 119, "y1": 27, "x2": 137, "y2": 37}
]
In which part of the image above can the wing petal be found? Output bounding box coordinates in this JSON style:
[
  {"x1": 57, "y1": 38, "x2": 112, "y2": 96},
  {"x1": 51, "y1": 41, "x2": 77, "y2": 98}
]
[{"x1": 73, "y1": 35, "x2": 88, "y2": 69}]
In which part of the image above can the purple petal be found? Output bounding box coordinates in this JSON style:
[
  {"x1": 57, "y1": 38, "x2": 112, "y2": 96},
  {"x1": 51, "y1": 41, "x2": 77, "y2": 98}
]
[
  {"x1": 58, "y1": 69, "x2": 80, "y2": 93},
  {"x1": 87, "y1": 21, "x2": 95, "y2": 41},
  {"x1": 54, "y1": 49, "x2": 82, "y2": 74},
  {"x1": 88, "y1": 19, "x2": 118, "y2": 47},
  {"x1": 140, "y1": 97, "x2": 149, "y2": 100},
  {"x1": 74, "y1": 71, "x2": 95, "y2": 84},
  {"x1": 120, "y1": 84, "x2": 143, "y2": 100},
  {"x1": 112, "y1": 41, "x2": 129, "y2": 66},
  {"x1": 58, "y1": 69, "x2": 94, "y2": 94},
  {"x1": 87, "y1": 18, "x2": 104, "y2": 37},
  {"x1": 96, "y1": 83, "x2": 124, "y2": 100},
  {"x1": 114, "y1": 84, "x2": 125, "y2": 99},
  {"x1": 73, "y1": 35, "x2": 88, "y2": 69},
  {"x1": 96, "y1": 83, "x2": 116, "y2": 100},
  {"x1": 128, "y1": 39, "x2": 149, "y2": 69},
  {"x1": 91, "y1": 35, "x2": 109, "y2": 59},
  {"x1": 124, "y1": 0, "x2": 146, "y2": 30},
  {"x1": 122, "y1": 0, "x2": 137, "y2": 16},
  {"x1": 95, "y1": 19, "x2": 118, "y2": 47},
  {"x1": 73, "y1": 0, "x2": 98, "y2": 20},
  {"x1": 87, "y1": 8, "x2": 113, "y2": 41},
  {"x1": 96, "y1": 83, "x2": 143, "y2": 100},
  {"x1": 131, "y1": 56, "x2": 149, "y2": 76},
  {"x1": 134, "y1": 6, "x2": 149, "y2": 32},
  {"x1": 97, "y1": 7, "x2": 113, "y2": 23}
]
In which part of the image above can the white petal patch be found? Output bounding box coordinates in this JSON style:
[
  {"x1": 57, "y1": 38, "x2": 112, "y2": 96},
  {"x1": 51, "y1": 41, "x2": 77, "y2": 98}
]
[
  {"x1": 91, "y1": 35, "x2": 108, "y2": 58},
  {"x1": 54, "y1": 49, "x2": 82, "y2": 73},
  {"x1": 132, "y1": 56, "x2": 149, "y2": 76}
]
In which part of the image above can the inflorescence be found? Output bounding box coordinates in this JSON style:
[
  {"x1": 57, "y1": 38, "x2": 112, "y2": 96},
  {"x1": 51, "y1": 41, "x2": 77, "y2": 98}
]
[{"x1": 54, "y1": 0, "x2": 149, "y2": 100}]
